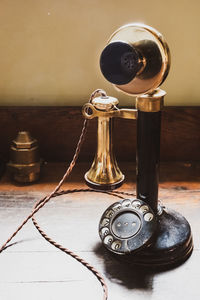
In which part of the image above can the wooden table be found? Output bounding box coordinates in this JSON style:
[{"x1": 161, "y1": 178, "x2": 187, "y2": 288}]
[{"x1": 0, "y1": 162, "x2": 200, "y2": 300}]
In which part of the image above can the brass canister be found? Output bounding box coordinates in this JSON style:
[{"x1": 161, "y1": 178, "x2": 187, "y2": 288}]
[{"x1": 7, "y1": 131, "x2": 41, "y2": 183}]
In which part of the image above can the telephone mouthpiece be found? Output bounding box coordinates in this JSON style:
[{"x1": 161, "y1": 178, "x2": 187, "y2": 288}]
[
  {"x1": 100, "y1": 41, "x2": 141, "y2": 85},
  {"x1": 99, "y1": 23, "x2": 170, "y2": 95}
]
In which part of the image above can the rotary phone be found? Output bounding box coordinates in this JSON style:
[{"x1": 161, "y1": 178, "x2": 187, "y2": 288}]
[
  {"x1": 0, "y1": 24, "x2": 194, "y2": 300},
  {"x1": 82, "y1": 23, "x2": 193, "y2": 267}
]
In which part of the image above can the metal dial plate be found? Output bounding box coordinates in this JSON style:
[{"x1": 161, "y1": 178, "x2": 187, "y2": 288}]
[{"x1": 99, "y1": 199, "x2": 156, "y2": 254}]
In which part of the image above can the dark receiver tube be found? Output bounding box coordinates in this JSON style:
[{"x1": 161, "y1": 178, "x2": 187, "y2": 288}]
[{"x1": 136, "y1": 111, "x2": 161, "y2": 213}]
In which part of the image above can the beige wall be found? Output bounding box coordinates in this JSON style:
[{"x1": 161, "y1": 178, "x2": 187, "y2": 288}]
[{"x1": 0, "y1": 0, "x2": 199, "y2": 106}]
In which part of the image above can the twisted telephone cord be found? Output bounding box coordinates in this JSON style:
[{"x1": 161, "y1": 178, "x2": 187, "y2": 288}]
[{"x1": 0, "y1": 89, "x2": 135, "y2": 300}]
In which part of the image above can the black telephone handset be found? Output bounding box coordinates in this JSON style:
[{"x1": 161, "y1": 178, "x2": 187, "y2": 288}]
[{"x1": 83, "y1": 23, "x2": 193, "y2": 266}]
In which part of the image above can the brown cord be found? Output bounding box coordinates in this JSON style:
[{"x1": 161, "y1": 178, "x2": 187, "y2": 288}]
[
  {"x1": 31, "y1": 189, "x2": 135, "y2": 300},
  {"x1": 0, "y1": 88, "x2": 135, "y2": 300},
  {"x1": 0, "y1": 88, "x2": 105, "y2": 253},
  {"x1": 32, "y1": 189, "x2": 108, "y2": 300}
]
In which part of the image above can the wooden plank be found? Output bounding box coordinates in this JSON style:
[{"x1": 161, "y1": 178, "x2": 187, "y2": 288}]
[
  {"x1": 1, "y1": 161, "x2": 200, "y2": 191},
  {"x1": 0, "y1": 106, "x2": 200, "y2": 162},
  {"x1": 0, "y1": 162, "x2": 200, "y2": 300},
  {"x1": 0, "y1": 191, "x2": 200, "y2": 300}
]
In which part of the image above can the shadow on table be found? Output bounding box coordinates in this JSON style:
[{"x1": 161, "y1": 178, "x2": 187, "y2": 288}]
[
  {"x1": 94, "y1": 242, "x2": 156, "y2": 290},
  {"x1": 94, "y1": 241, "x2": 184, "y2": 291}
]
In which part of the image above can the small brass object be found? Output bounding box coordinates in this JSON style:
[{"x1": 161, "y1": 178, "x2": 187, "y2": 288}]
[{"x1": 7, "y1": 131, "x2": 40, "y2": 183}]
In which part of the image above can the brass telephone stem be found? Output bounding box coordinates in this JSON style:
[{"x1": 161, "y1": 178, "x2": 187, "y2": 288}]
[
  {"x1": 82, "y1": 96, "x2": 137, "y2": 189},
  {"x1": 83, "y1": 96, "x2": 130, "y2": 190},
  {"x1": 85, "y1": 114, "x2": 125, "y2": 190},
  {"x1": 97, "y1": 116, "x2": 111, "y2": 167}
]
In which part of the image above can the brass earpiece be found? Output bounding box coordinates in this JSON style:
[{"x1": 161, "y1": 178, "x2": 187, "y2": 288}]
[{"x1": 100, "y1": 23, "x2": 170, "y2": 95}]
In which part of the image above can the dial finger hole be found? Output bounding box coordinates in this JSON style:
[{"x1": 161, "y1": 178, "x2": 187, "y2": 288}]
[
  {"x1": 105, "y1": 209, "x2": 114, "y2": 218},
  {"x1": 144, "y1": 213, "x2": 154, "y2": 222},
  {"x1": 112, "y1": 203, "x2": 122, "y2": 212},
  {"x1": 111, "y1": 240, "x2": 122, "y2": 251},
  {"x1": 140, "y1": 205, "x2": 149, "y2": 214},
  {"x1": 104, "y1": 235, "x2": 113, "y2": 245},
  {"x1": 122, "y1": 199, "x2": 132, "y2": 207},
  {"x1": 101, "y1": 218, "x2": 110, "y2": 227},
  {"x1": 132, "y1": 200, "x2": 141, "y2": 208},
  {"x1": 100, "y1": 227, "x2": 109, "y2": 237}
]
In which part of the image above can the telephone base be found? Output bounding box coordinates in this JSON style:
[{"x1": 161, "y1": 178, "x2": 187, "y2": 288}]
[{"x1": 115, "y1": 208, "x2": 193, "y2": 268}]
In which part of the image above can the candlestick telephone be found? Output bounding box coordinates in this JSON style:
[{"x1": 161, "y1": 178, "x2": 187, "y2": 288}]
[
  {"x1": 83, "y1": 23, "x2": 193, "y2": 265},
  {"x1": 0, "y1": 23, "x2": 193, "y2": 300}
]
